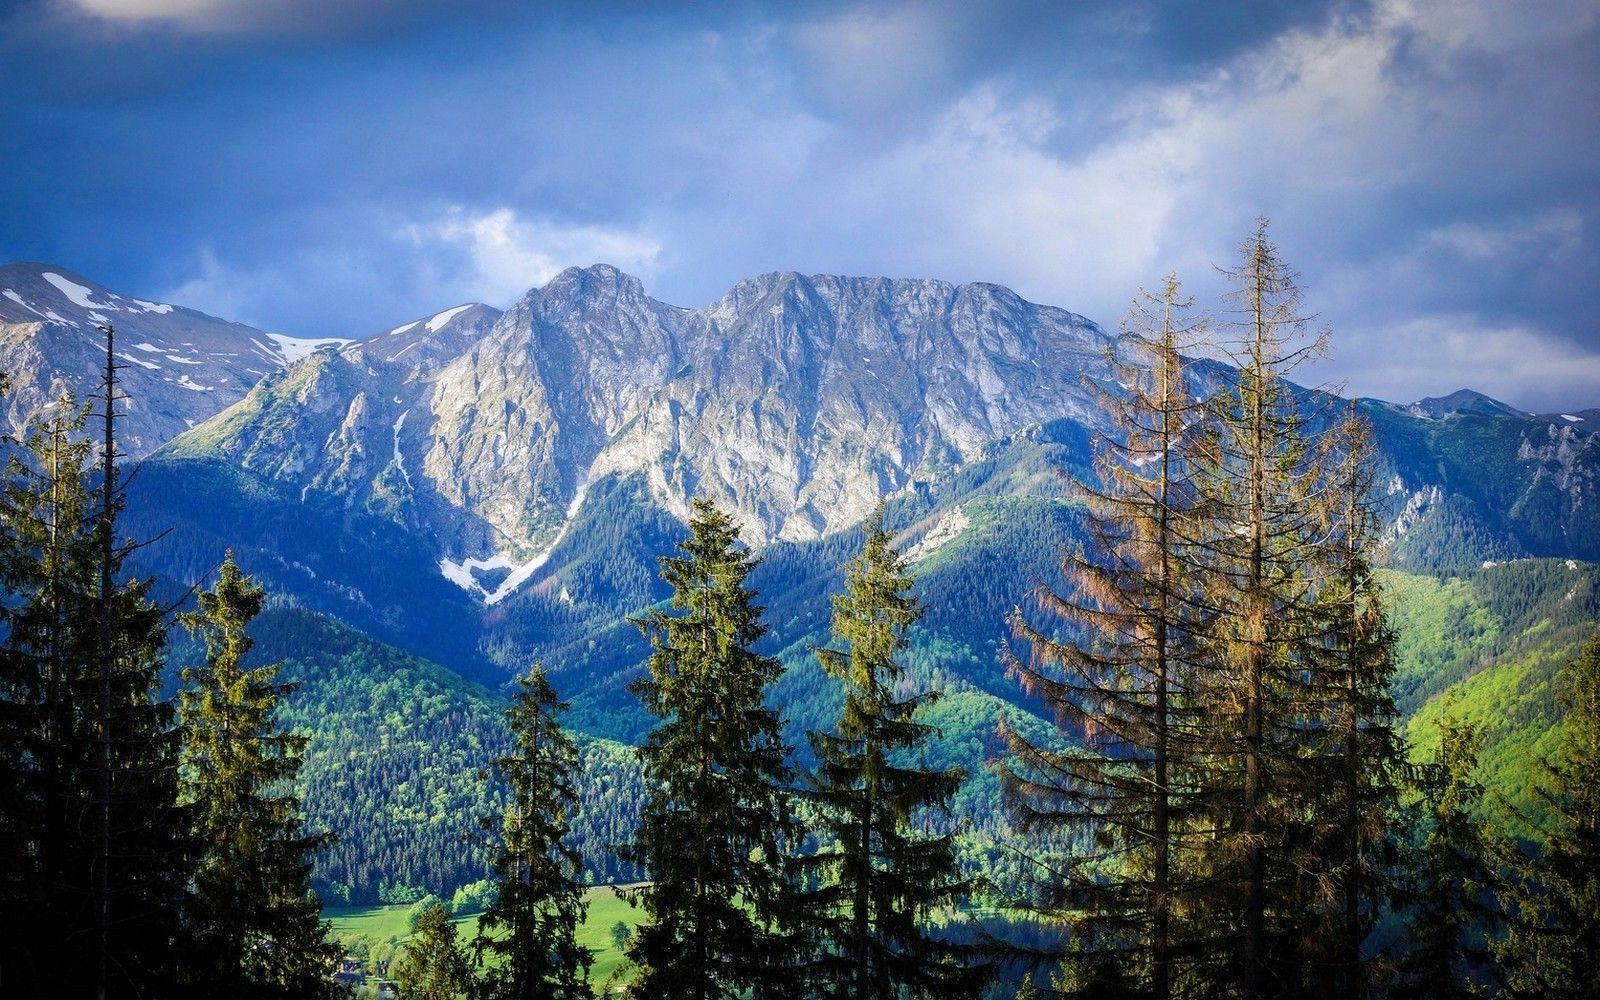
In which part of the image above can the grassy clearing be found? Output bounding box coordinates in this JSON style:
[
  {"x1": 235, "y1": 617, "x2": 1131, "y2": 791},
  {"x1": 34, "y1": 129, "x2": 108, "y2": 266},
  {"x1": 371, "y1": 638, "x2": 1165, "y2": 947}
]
[{"x1": 325, "y1": 886, "x2": 641, "y2": 985}]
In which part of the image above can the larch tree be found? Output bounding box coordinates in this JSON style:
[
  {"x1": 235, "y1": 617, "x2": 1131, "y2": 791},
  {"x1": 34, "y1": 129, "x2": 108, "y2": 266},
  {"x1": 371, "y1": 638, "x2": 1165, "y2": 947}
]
[
  {"x1": 799, "y1": 510, "x2": 986, "y2": 999},
  {"x1": 1493, "y1": 634, "x2": 1600, "y2": 999},
  {"x1": 179, "y1": 552, "x2": 338, "y2": 998},
  {"x1": 621, "y1": 497, "x2": 801, "y2": 1000},
  {"x1": 473, "y1": 662, "x2": 594, "y2": 1000},
  {"x1": 1001, "y1": 275, "x2": 1214, "y2": 997},
  {"x1": 1187, "y1": 219, "x2": 1342, "y2": 996}
]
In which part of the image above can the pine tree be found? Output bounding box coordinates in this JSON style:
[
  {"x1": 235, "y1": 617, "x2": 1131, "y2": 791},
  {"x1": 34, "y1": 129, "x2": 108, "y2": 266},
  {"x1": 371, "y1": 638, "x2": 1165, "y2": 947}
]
[
  {"x1": 1188, "y1": 219, "x2": 1342, "y2": 996},
  {"x1": 1493, "y1": 634, "x2": 1600, "y2": 998},
  {"x1": 393, "y1": 901, "x2": 473, "y2": 1000},
  {"x1": 1000, "y1": 275, "x2": 1214, "y2": 997},
  {"x1": 1313, "y1": 410, "x2": 1403, "y2": 997},
  {"x1": 1394, "y1": 708, "x2": 1497, "y2": 997},
  {"x1": 799, "y1": 510, "x2": 986, "y2": 999},
  {"x1": 179, "y1": 552, "x2": 338, "y2": 997},
  {"x1": 473, "y1": 663, "x2": 594, "y2": 1000},
  {"x1": 621, "y1": 497, "x2": 800, "y2": 999}
]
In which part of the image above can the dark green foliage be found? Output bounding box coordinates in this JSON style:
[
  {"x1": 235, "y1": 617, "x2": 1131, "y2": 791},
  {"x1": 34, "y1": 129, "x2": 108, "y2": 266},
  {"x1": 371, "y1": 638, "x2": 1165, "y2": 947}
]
[
  {"x1": 0, "y1": 334, "x2": 192, "y2": 997},
  {"x1": 473, "y1": 663, "x2": 594, "y2": 1000},
  {"x1": 179, "y1": 553, "x2": 339, "y2": 997},
  {"x1": 392, "y1": 901, "x2": 472, "y2": 1000},
  {"x1": 227, "y1": 606, "x2": 646, "y2": 902},
  {"x1": 621, "y1": 498, "x2": 802, "y2": 999},
  {"x1": 1493, "y1": 635, "x2": 1600, "y2": 999},
  {"x1": 1312, "y1": 413, "x2": 1406, "y2": 995},
  {"x1": 1395, "y1": 708, "x2": 1498, "y2": 997},
  {"x1": 799, "y1": 511, "x2": 987, "y2": 999}
]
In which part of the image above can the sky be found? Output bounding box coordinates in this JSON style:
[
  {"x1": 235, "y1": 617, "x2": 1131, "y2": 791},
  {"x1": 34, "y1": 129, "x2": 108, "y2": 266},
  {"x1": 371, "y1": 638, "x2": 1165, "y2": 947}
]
[{"x1": 1, "y1": 0, "x2": 1596, "y2": 410}]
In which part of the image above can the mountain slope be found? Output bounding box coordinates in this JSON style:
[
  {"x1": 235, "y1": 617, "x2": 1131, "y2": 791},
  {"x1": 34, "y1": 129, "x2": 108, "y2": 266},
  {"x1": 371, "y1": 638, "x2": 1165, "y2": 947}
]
[{"x1": 0, "y1": 262, "x2": 348, "y2": 454}]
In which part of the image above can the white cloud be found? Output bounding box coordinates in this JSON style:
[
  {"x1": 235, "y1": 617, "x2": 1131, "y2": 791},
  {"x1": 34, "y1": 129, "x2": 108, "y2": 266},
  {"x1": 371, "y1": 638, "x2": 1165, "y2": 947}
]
[
  {"x1": 56, "y1": 0, "x2": 435, "y2": 36},
  {"x1": 776, "y1": 0, "x2": 1598, "y2": 404},
  {"x1": 404, "y1": 206, "x2": 663, "y2": 306}
]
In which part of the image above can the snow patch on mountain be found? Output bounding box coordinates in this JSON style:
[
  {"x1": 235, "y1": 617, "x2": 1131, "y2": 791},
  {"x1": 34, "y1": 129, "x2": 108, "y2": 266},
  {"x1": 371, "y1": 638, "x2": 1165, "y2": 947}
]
[
  {"x1": 266, "y1": 332, "x2": 354, "y2": 364},
  {"x1": 391, "y1": 411, "x2": 412, "y2": 489},
  {"x1": 42, "y1": 272, "x2": 115, "y2": 310},
  {"x1": 438, "y1": 552, "x2": 545, "y2": 606},
  {"x1": 426, "y1": 305, "x2": 473, "y2": 332}
]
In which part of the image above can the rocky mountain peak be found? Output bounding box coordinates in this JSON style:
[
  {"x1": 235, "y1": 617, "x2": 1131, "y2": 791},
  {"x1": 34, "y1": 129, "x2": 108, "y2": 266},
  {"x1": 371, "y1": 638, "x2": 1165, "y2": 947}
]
[{"x1": 0, "y1": 261, "x2": 340, "y2": 455}]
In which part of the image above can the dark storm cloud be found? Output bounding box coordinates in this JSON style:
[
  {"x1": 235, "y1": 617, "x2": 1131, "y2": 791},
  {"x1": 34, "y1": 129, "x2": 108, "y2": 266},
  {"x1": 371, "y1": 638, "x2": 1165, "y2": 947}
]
[{"x1": 0, "y1": 0, "x2": 1595, "y2": 409}]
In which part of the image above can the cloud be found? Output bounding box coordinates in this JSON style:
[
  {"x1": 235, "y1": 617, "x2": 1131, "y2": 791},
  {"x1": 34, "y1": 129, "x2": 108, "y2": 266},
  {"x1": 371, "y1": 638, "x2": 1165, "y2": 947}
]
[
  {"x1": 4, "y1": 0, "x2": 1596, "y2": 407},
  {"x1": 402, "y1": 207, "x2": 663, "y2": 305},
  {"x1": 1309, "y1": 314, "x2": 1600, "y2": 413},
  {"x1": 50, "y1": 0, "x2": 509, "y2": 39}
]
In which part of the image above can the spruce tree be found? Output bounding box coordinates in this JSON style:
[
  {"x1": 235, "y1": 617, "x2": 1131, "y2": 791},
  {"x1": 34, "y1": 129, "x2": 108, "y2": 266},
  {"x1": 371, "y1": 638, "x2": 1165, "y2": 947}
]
[
  {"x1": 620, "y1": 497, "x2": 800, "y2": 999},
  {"x1": 1313, "y1": 410, "x2": 1403, "y2": 997},
  {"x1": 0, "y1": 392, "x2": 100, "y2": 991},
  {"x1": 1394, "y1": 708, "x2": 1497, "y2": 997},
  {"x1": 393, "y1": 901, "x2": 472, "y2": 1000},
  {"x1": 473, "y1": 663, "x2": 594, "y2": 1000},
  {"x1": 1493, "y1": 635, "x2": 1600, "y2": 998},
  {"x1": 179, "y1": 552, "x2": 338, "y2": 997},
  {"x1": 1001, "y1": 275, "x2": 1214, "y2": 997},
  {"x1": 799, "y1": 510, "x2": 986, "y2": 999},
  {"x1": 87, "y1": 323, "x2": 191, "y2": 998}
]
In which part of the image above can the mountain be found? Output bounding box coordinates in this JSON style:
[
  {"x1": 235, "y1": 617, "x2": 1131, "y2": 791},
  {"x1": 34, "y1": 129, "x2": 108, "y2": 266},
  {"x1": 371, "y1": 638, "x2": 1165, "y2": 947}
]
[
  {"x1": 165, "y1": 265, "x2": 1114, "y2": 593},
  {"x1": 1403, "y1": 387, "x2": 1529, "y2": 420},
  {"x1": 0, "y1": 262, "x2": 351, "y2": 454},
  {"x1": 1364, "y1": 396, "x2": 1600, "y2": 569},
  {"x1": 55, "y1": 259, "x2": 1588, "y2": 904},
  {"x1": 157, "y1": 264, "x2": 1598, "y2": 611},
  {"x1": 162, "y1": 299, "x2": 503, "y2": 557}
]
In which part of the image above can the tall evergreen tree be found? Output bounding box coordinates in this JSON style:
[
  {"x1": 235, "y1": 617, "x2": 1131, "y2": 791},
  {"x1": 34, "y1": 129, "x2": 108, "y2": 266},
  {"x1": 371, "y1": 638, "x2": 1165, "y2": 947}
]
[
  {"x1": 179, "y1": 552, "x2": 338, "y2": 998},
  {"x1": 1, "y1": 341, "x2": 193, "y2": 996},
  {"x1": 1493, "y1": 634, "x2": 1600, "y2": 999},
  {"x1": 393, "y1": 901, "x2": 472, "y2": 1000},
  {"x1": 1394, "y1": 708, "x2": 1497, "y2": 998},
  {"x1": 799, "y1": 510, "x2": 986, "y2": 999},
  {"x1": 1001, "y1": 275, "x2": 1214, "y2": 997},
  {"x1": 620, "y1": 498, "x2": 800, "y2": 1000},
  {"x1": 1188, "y1": 219, "x2": 1342, "y2": 996},
  {"x1": 1313, "y1": 411, "x2": 1403, "y2": 997},
  {"x1": 0, "y1": 391, "x2": 101, "y2": 991},
  {"x1": 473, "y1": 662, "x2": 594, "y2": 1000}
]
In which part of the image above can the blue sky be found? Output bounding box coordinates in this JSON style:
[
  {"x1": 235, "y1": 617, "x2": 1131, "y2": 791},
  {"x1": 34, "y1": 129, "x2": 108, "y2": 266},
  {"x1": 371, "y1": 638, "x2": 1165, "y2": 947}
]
[{"x1": 2, "y1": 0, "x2": 1596, "y2": 409}]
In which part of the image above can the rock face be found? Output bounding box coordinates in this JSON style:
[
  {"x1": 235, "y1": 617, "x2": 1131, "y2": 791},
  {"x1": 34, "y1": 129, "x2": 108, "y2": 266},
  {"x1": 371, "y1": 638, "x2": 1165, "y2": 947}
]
[
  {"x1": 419, "y1": 266, "x2": 1112, "y2": 548},
  {"x1": 423, "y1": 266, "x2": 687, "y2": 548},
  {"x1": 0, "y1": 262, "x2": 343, "y2": 455},
  {"x1": 80, "y1": 259, "x2": 1595, "y2": 601},
  {"x1": 588, "y1": 272, "x2": 1112, "y2": 543},
  {"x1": 163, "y1": 264, "x2": 1115, "y2": 594},
  {"x1": 165, "y1": 300, "x2": 503, "y2": 551}
]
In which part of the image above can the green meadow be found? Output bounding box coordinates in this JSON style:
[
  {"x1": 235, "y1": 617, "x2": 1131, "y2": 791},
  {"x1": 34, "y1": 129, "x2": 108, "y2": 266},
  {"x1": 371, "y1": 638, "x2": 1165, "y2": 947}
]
[{"x1": 326, "y1": 885, "x2": 642, "y2": 986}]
